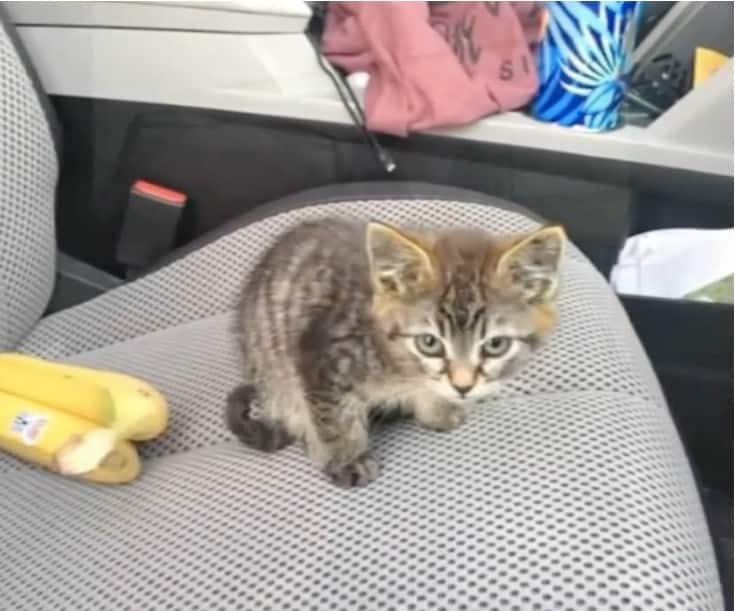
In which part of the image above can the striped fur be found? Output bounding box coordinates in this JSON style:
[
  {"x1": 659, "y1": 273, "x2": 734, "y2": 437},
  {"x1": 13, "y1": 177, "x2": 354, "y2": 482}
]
[{"x1": 228, "y1": 217, "x2": 565, "y2": 487}]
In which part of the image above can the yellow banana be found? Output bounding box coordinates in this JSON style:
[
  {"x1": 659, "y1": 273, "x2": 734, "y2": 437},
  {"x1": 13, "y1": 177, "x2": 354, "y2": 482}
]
[
  {"x1": 0, "y1": 354, "x2": 168, "y2": 441},
  {"x1": 0, "y1": 354, "x2": 167, "y2": 483},
  {"x1": 68, "y1": 368, "x2": 168, "y2": 441},
  {"x1": 0, "y1": 354, "x2": 115, "y2": 425},
  {"x1": 0, "y1": 390, "x2": 140, "y2": 484}
]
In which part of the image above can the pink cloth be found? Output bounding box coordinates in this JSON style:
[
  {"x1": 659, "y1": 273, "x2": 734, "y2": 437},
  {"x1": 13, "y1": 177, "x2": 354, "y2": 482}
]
[{"x1": 321, "y1": 1, "x2": 544, "y2": 136}]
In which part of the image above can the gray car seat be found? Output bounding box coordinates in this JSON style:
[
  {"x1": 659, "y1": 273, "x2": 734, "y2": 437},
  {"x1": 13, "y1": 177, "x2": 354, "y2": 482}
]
[{"x1": 0, "y1": 11, "x2": 724, "y2": 611}]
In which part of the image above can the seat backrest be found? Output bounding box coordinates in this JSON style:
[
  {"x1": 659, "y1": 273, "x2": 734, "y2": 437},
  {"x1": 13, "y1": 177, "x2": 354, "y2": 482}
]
[{"x1": 0, "y1": 6, "x2": 59, "y2": 349}]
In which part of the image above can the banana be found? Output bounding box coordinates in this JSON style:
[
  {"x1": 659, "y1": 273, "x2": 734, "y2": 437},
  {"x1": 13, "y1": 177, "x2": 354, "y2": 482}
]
[
  {"x1": 0, "y1": 354, "x2": 115, "y2": 425},
  {"x1": 0, "y1": 390, "x2": 141, "y2": 484},
  {"x1": 0, "y1": 353, "x2": 167, "y2": 483},
  {"x1": 0, "y1": 354, "x2": 168, "y2": 441},
  {"x1": 69, "y1": 368, "x2": 168, "y2": 441}
]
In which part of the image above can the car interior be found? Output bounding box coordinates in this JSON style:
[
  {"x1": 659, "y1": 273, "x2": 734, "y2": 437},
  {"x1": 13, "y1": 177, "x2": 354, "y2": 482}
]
[{"x1": 0, "y1": 2, "x2": 732, "y2": 610}]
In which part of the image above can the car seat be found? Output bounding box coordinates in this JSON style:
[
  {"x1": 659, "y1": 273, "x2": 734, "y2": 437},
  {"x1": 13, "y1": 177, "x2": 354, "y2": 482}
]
[{"x1": 0, "y1": 10, "x2": 724, "y2": 611}]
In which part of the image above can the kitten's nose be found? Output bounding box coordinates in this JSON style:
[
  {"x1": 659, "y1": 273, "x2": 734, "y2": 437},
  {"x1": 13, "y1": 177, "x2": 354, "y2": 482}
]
[
  {"x1": 450, "y1": 366, "x2": 475, "y2": 397},
  {"x1": 452, "y1": 383, "x2": 473, "y2": 397}
]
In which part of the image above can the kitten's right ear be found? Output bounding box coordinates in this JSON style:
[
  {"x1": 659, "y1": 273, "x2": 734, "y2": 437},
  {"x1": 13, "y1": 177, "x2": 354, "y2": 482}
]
[
  {"x1": 366, "y1": 222, "x2": 436, "y2": 299},
  {"x1": 495, "y1": 225, "x2": 566, "y2": 303}
]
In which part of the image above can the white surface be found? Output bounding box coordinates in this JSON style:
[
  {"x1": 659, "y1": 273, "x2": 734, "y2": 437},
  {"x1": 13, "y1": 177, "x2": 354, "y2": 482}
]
[
  {"x1": 19, "y1": 27, "x2": 335, "y2": 99},
  {"x1": 6, "y1": 0, "x2": 311, "y2": 33},
  {"x1": 650, "y1": 60, "x2": 734, "y2": 155},
  {"x1": 12, "y1": 20, "x2": 734, "y2": 177},
  {"x1": 345, "y1": 72, "x2": 369, "y2": 109},
  {"x1": 611, "y1": 228, "x2": 735, "y2": 299}
]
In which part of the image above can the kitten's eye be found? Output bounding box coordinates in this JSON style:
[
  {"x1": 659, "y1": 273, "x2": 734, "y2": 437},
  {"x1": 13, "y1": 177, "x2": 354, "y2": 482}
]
[
  {"x1": 482, "y1": 336, "x2": 512, "y2": 358},
  {"x1": 414, "y1": 334, "x2": 445, "y2": 358}
]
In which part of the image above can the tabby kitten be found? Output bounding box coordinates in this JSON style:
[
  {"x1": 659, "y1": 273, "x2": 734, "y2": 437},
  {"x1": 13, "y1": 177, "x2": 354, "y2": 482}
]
[{"x1": 227, "y1": 217, "x2": 565, "y2": 488}]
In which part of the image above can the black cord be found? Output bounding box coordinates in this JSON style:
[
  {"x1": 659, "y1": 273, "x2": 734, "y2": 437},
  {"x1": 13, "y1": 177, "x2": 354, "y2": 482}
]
[{"x1": 307, "y1": 34, "x2": 396, "y2": 174}]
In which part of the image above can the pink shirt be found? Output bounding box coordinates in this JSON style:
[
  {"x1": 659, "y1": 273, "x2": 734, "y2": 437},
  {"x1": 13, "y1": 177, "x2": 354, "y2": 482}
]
[{"x1": 321, "y1": 1, "x2": 544, "y2": 136}]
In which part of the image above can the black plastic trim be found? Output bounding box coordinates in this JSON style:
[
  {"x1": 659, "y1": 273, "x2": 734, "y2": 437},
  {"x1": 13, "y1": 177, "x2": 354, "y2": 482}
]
[
  {"x1": 46, "y1": 252, "x2": 123, "y2": 314},
  {"x1": 141, "y1": 181, "x2": 546, "y2": 278}
]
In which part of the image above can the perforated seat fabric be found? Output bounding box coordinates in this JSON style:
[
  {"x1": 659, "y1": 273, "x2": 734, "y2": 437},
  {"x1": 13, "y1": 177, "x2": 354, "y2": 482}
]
[
  {"x1": 0, "y1": 6, "x2": 58, "y2": 350},
  {"x1": 0, "y1": 393, "x2": 722, "y2": 611},
  {"x1": 1, "y1": 187, "x2": 724, "y2": 610}
]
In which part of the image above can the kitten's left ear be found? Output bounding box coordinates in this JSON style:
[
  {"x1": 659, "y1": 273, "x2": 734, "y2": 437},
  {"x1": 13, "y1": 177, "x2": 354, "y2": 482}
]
[
  {"x1": 366, "y1": 221, "x2": 436, "y2": 299},
  {"x1": 495, "y1": 225, "x2": 566, "y2": 303}
]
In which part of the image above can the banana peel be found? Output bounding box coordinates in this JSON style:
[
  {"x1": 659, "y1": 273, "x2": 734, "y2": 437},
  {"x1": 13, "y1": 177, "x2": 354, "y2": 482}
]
[{"x1": 0, "y1": 354, "x2": 168, "y2": 484}]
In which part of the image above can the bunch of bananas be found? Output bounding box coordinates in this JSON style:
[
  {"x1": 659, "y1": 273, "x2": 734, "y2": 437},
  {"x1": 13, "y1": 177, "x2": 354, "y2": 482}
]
[{"x1": 0, "y1": 354, "x2": 168, "y2": 484}]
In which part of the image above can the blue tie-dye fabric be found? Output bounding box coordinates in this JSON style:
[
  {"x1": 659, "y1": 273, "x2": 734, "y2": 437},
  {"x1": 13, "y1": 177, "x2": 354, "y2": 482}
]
[{"x1": 532, "y1": 1, "x2": 641, "y2": 130}]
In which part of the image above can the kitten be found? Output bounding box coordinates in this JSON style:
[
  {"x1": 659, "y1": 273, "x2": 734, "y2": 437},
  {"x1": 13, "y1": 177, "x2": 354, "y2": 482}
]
[{"x1": 227, "y1": 217, "x2": 565, "y2": 488}]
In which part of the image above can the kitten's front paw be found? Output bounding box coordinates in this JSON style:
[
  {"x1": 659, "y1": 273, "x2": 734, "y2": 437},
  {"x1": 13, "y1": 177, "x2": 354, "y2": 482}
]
[
  {"x1": 326, "y1": 453, "x2": 380, "y2": 488},
  {"x1": 414, "y1": 401, "x2": 467, "y2": 432}
]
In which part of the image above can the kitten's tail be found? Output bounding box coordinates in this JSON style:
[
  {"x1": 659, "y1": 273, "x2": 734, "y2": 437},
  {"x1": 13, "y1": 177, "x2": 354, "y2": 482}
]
[{"x1": 225, "y1": 384, "x2": 293, "y2": 453}]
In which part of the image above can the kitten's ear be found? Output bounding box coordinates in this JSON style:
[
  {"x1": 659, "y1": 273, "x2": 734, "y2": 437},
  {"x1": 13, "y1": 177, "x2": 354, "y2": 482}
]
[
  {"x1": 495, "y1": 225, "x2": 566, "y2": 303},
  {"x1": 366, "y1": 222, "x2": 436, "y2": 298}
]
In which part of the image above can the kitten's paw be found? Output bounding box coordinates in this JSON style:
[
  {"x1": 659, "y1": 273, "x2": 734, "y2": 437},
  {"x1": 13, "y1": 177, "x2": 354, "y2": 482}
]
[
  {"x1": 415, "y1": 402, "x2": 467, "y2": 432},
  {"x1": 326, "y1": 453, "x2": 380, "y2": 488}
]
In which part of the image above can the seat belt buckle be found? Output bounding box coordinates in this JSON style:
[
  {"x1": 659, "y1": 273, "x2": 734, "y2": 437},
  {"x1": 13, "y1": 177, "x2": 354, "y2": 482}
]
[{"x1": 116, "y1": 180, "x2": 187, "y2": 276}]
